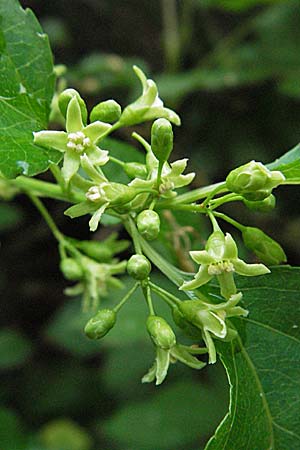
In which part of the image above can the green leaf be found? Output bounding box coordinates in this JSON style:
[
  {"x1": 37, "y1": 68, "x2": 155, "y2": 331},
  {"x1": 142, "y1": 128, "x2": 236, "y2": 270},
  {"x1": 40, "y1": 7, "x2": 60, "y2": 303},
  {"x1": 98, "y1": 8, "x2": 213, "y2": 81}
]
[
  {"x1": 0, "y1": 0, "x2": 60, "y2": 178},
  {"x1": 205, "y1": 266, "x2": 300, "y2": 449},
  {"x1": 0, "y1": 328, "x2": 33, "y2": 369},
  {"x1": 266, "y1": 143, "x2": 300, "y2": 182}
]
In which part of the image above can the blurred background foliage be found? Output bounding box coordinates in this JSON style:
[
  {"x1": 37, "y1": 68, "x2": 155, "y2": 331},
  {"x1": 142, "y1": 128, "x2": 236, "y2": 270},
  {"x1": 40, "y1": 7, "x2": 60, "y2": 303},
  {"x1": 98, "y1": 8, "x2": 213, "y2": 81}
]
[{"x1": 1, "y1": 0, "x2": 300, "y2": 448}]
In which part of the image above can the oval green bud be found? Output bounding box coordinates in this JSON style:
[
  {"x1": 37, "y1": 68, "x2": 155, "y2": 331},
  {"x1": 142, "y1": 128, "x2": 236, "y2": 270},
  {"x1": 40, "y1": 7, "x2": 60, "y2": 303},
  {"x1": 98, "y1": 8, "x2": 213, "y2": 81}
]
[
  {"x1": 90, "y1": 99, "x2": 121, "y2": 123},
  {"x1": 60, "y1": 258, "x2": 83, "y2": 281},
  {"x1": 243, "y1": 194, "x2": 276, "y2": 213},
  {"x1": 75, "y1": 240, "x2": 112, "y2": 262},
  {"x1": 127, "y1": 254, "x2": 151, "y2": 280},
  {"x1": 151, "y1": 118, "x2": 173, "y2": 163},
  {"x1": 226, "y1": 161, "x2": 285, "y2": 201},
  {"x1": 58, "y1": 89, "x2": 87, "y2": 124},
  {"x1": 146, "y1": 315, "x2": 176, "y2": 349},
  {"x1": 84, "y1": 309, "x2": 116, "y2": 339},
  {"x1": 123, "y1": 162, "x2": 148, "y2": 179},
  {"x1": 172, "y1": 307, "x2": 202, "y2": 339},
  {"x1": 242, "y1": 226, "x2": 287, "y2": 265},
  {"x1": 137, "y1": 210, "x2": 160, "y2": 241}
]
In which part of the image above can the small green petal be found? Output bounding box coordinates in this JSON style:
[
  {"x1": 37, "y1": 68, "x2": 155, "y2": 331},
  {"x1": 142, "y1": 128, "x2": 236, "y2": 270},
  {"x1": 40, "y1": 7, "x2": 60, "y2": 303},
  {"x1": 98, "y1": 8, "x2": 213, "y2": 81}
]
[
  {"x1": 80, "y1": 154, "x2": 108, "y2": 183},
  {"x1": 169, "y1": 158, "x2": 188, "y2": 176},
  {"x1": 172, "y1": 173, "x2": 195, "y2": 188},
  {"x1": 141, "y1": 363, "x2": 157, "y2": 384},
  {"x1": 133, "y1": 65, "x2": 148, "y2": 92},
  {"x1": 33, "y1": 130, "x2": 67, "y2": 152},
  {"x1": 203, "y1": 330, "x2": 217, "y2": 364},
  {"x1": 179, "y1": 265, "x2": 212, "y2": 291},
  {"x1": 217, "y1": 272, "x2": 237, "y2": 299},
  {"x1": 143, "y1": 106, "x2": 181, "y2": 126},
  {"x1": 86, "y1": 146, "x2": 109, "y2": 166},
  {"x1": 61, "y1": 150, "x2": 80, "y2": 184},
  {"x1": 233, "y1": 258, "x2": 270, "y2": 276},
  {"x1": 66, "y1": 96, "x2": 84, "y2": 133},
  {"x1": 84, "y1": 121, "x2": 112, "y2": 143},
  {"x1": 170, "y1": 345, "x2": 206, "y2": 370},
  {"x1": 155, "y1": 347, "x2": 170, "y2": 385},
  {"x1": 189, "y1": 250, "x2": 215, "y2": 265},
  {"x1": 64, "y1": 201, "x2": 96, "y2": 219},
  {"x1": 223, "y1": 233, "x2": 238, "y2": 260},
  {"x1": 89, "y1": 203, "x2": 109, "y2": 232}
]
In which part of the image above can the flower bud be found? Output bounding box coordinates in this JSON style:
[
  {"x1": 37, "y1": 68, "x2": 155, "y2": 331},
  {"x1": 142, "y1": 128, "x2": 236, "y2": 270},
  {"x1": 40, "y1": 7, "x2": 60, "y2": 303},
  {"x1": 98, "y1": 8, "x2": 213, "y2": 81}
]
[
  {"x1": 137, "y1": 210, "x2": 160, "y2": 241},
  {"x1": 242, "y1": 226, "x2": 287, "y2": 265},
  {"x1": 60, "y1": 258, "x2": 83, "y2": 281},
  {"x1": 58, "y1": 89, "x2": 87, "y2": 124},
  {"x1": 90, "y1": 99, "x2": 121, "y2": 123},
  {"x1": 146, "y1": 315, "x2": 176, "y2": 349},
  {"x1": 127, "y1": 254, "x2": 151, "y2": 280},
  {"x1": 151, "y1": 118, "x2": 173, "y2": 163},
  {"x1": 84, "y1": 309, "x2": 116, "y2": 339},
  {"x1": 123, "y1": 162, "x2": 148, "y2": 179},
  {"x1": 172, "y1": 307, "x2": 202, "y2": 339},
  {"x1": 226, "y1": 161, "x2": 285, "y2": 201},
  {"x1": 243, "y1": 194, "x2": 276, "y2": 213},
  {"x1": 75, "y1": 240, "x2": 113, "y2": 262}
]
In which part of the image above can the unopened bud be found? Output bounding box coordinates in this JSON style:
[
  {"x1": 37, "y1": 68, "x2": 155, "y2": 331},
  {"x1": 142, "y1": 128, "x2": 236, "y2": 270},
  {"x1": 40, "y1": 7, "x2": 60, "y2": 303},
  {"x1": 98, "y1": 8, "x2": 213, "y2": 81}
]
[
  {"x1": 127, "y1": 254, "x2": 151, "y2": 280},
  {"x1": 124, "y1": 162, "x2": 147, "y2": 179},
  {"x1": 146, "y1": 315, "x2": 176, "y2": 349},
  {"x1": 90, "y1": 100, "x2": 121, "y2": 123},
  {"x1": 137, "y1": 210, "x2": 160, "y2": 241},
  {"x1": 151, "y1": 118, "x2": 173, "y2": 163},
  {"x1": 58, "y1": 89, "x2": 87, "y2": 124},
  {"x1": 60, "y1": 258, "x2": 83, "y2": 281},
  {"x1": 242, "y1": 226, "x2": 287, "y2": 265},
  {"x1": 226, "y1": 161, "x2": 285, "y2": 201},
  {"x1": 243, "y1": 194, "x2": 276, "y2": 213},
  {"x1": 84, "y1": 309, "x2": 116, "y2": 339}
]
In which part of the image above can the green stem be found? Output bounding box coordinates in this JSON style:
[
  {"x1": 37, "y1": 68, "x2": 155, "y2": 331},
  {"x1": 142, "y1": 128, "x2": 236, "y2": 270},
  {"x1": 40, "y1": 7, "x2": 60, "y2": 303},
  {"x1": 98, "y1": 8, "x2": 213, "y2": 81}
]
[
  {"x1": 209, "y1": 193, "x2": 243, "y2": 210},
  {"x1": 109, "y1": 156, "x2": 125, "y2": 167},
  {"x1": 132, "y1": 132, "x2": 151, "y2": 152},
  {"x1": 27, "y1": 194, "x2": 64, "y2": 243},
  {"x1": 202, "y1": 182, "x2": 229, "y2": 208},
  {"x1": 128, "y1": 217, "x2": 142, "y2": 254},
  {"x1": 212, "y1": 211, "x2": 245, "y2": 232},
  {"x1": 114, "y1": 282, "x2": 139, "y2": 313},
  {"x1": 207, "y1": 210, "x2": 221, "y2": 232},
  {"x1": 143, "y1": 282, "x2": 155, "y2": 315},
  {"x1": 149, "y1": 281, "x2": 181, "y2": 307},
  {"x1": 11, "y1": 176, "x2": 85, "y2": 203},
  {"x1": 161, "y1": 0, "x2": 181, "y2": 72},
  {"x1": 157, "y1": 181, "x2": 227, "y2": 208}
]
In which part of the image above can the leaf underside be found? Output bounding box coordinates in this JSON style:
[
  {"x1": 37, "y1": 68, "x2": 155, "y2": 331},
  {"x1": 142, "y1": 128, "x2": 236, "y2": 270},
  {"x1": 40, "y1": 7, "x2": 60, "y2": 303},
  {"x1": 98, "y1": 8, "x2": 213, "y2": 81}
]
[
  {"x1": 0, "y1": 0, "x2": 60, "y2": 178},
  {"x1": 205, "y1": 266, "x2": 300, "y2": 450}
]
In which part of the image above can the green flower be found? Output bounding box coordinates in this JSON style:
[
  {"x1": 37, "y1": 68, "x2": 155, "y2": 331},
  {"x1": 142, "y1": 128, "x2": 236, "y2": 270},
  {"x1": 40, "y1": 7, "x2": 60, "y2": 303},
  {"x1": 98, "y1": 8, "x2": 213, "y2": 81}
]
[
  {"x1": 180, "y1": 231, "x2": 270, "y2": 298},
  {"x1": 64, "y1": 257, "x2": 126, "y2": 311},
  {"x1": 119, "y1": 66, "x2": 181, "y2": 127},
  {"x1": 130, "y1": 153, "x2": 195, "y2": 198},
  {"x1": 34, "y1": 96, "x2": 111, "y2": 184},
  {"x1": 142, "y1": 344, "x2": 206, "y2": 386},
  {"x1": 177, "y1": 293, "x2": 247, "y2": 364}
]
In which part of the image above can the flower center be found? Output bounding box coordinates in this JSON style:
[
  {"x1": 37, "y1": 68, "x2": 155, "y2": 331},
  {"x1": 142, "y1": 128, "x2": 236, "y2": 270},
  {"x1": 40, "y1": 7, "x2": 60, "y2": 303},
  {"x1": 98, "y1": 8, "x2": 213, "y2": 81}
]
[
  {"x1": 67, "y1": 131, "x2": 91, "y2": 153},
  {"x1": 208, "y1": 260, "x2": 234, "y2": 276},
  {"x1": 86, "y1": 183, "x2": 109, "y2": 202}
]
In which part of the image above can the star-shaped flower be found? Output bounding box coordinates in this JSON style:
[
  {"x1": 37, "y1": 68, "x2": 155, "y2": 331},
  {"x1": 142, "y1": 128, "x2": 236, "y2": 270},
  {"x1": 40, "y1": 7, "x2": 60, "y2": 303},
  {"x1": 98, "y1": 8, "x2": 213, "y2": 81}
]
[
  {"x1": 129, "y1": 150, "x2": 195, "y2": 198},
  {"x1": 142, "y1": 344, "x2": 206, "y2": 385},
  {"x1": 34, "y1": 96, "x2": 111, "y2": 184},
  {"x1": 180, "y1": 230, "x2": 270, "y2": 298},
  {"x1": 119, "y1": 66, "x2": 181, "y2": 127},
  {"x1": 177, "y1": 293, "x2": 248, "y2": 364}
]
